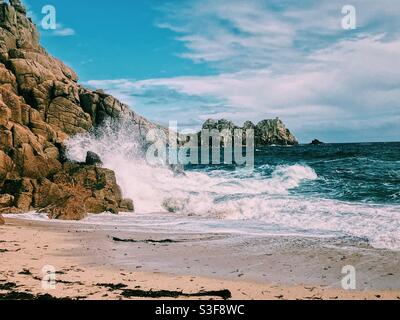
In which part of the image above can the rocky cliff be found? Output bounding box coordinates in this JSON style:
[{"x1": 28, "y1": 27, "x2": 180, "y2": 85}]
[
  {"x1": 201, "y1": 118, "x2": 298, "y2": 146},
  {"x1": 0, "y1": 1, "x2": 155, "y2": 220}
]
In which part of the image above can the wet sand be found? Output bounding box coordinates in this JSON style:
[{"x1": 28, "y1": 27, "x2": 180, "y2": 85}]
[{"x1": 1, "y1": 217, "x2": 399, "y2": 300}]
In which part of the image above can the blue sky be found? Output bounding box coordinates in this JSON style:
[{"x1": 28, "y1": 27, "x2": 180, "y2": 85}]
[{"x1": 24, "y1": 0, "x2": 400, "y2": 143}]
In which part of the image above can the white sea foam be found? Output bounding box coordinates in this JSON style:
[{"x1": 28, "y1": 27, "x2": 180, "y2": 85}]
[
  {"x1": 61, "y1": 122, "x2": 400, "y2": 250},
  {"x1": 5, "y1": 211, "x2": 50, "y2": 221},
  {"x1": 66, "y1": 126, "x2": 317, "y2": 213}
]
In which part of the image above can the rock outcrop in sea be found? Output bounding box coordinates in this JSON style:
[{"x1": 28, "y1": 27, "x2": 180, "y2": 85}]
[
  {"x1": 201, "y1": 118, "x2": 298, "y2": 146},
  {"x1": 310, "y1": 139, "x2": 324, "y2": 145},
  {"x1": 0, "y1": 1, "x2": 154, "y2": 219}
]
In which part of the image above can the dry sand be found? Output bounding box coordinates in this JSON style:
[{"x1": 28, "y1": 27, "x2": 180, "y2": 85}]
[{"x1": 1, "y1": 217, "x2": 399, "y2": 300}]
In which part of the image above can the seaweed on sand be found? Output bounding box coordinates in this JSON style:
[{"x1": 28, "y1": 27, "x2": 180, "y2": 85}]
[
  {"x1": 121, "y1": 288, "x2": 232, "y2": 300},
  {"x1": 111, "y1": 237, "x2": 179, "y2": 244}
]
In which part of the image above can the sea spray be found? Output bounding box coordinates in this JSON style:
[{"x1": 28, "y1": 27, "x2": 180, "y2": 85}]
[
  {"x1": 63, "y1": 121, "x2": 400, "y2": 250},
  {"x1": 65, "y1": 119, "x2": 318, "y2": 213}
]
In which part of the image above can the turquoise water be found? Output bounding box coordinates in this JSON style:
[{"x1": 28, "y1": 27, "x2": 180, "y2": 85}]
[{"x1": 188, "y1": 142, "x2": 400, "y2": 205}]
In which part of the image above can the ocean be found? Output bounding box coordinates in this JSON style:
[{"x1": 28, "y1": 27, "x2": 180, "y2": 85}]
[
  {"x1": 17, "y1": 124, "x2": 399, "y2": 251},
  {"x1": 58, "y1": 123, "x2": 400, "y2": 251}
]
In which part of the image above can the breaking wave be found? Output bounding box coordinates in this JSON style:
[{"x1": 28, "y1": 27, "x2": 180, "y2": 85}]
[{"x1": 64, "y1": 121, "x2": 400, "y2": 250}]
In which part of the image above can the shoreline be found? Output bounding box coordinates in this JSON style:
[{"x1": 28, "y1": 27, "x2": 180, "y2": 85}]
[{"x1": 1, "y1": 217, "x2": 399, "y2": 300}]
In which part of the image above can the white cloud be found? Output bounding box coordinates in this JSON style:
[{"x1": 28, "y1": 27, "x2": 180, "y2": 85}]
[
  {"x1": 88, "y1": 34, "x2": 400, "y2": 142},
  {"x1": 52, "y1": 24, "x2": 76, "y2": 37},
  {"x1": 23, "y1": 1, "x2": 76, "y2": 37},
  {"x1": 88, "y1": 0, "x2": 400, "y2": 142},
  {"x1": 157, "y1": 0, "x2": 300, "y2": 70},
  {"x1": 157, "y1": 0, "x2": 400, "y2": 71}
]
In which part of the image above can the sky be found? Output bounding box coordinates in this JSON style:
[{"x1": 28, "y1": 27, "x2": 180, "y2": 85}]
[{"x1": 23, "y1": 0, "x2": 400, "y2": 143}]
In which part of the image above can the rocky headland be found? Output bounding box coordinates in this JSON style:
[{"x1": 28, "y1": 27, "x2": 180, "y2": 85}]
[
  {"x1": 201, "y1": 118, "x2": 298, "y2": 147},
  {"x1": 0, "y1": 0, "x2": 157, "y2": 220},
  {"x1": 0, "y1": 1, "x2": 298, "y2": 221}
]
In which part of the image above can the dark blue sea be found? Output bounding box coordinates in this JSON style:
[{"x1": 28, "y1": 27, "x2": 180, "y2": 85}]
[
  {"x1": 63, "y1": 138, "x2": 400, "y2": 250},
  {"x1": 189, "y1": 142, "x2": 400, "y2": 205}
]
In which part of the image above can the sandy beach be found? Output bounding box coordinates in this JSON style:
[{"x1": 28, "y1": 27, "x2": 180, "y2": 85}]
[
  {"x1": 1, "y1": 0, "x2": 400, "y2": 306},
  {"x1": 1, "y1": 216, "x2": 399, "y2": 300}
]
